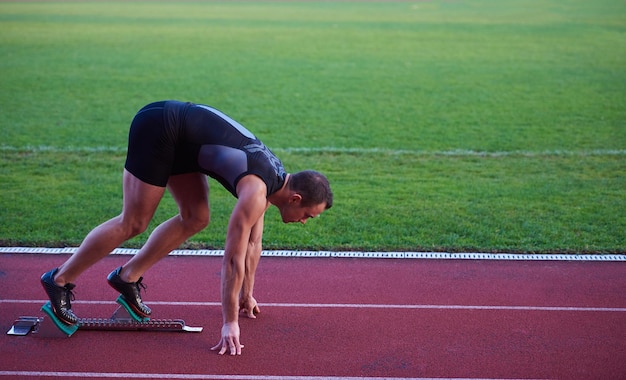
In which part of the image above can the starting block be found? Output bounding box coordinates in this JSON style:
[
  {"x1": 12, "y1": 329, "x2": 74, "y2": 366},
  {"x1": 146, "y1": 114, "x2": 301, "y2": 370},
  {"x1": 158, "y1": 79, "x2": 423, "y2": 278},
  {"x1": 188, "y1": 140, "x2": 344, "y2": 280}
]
[{"x1": 7, "y1": 296, "x2": 203, "y2": 337}]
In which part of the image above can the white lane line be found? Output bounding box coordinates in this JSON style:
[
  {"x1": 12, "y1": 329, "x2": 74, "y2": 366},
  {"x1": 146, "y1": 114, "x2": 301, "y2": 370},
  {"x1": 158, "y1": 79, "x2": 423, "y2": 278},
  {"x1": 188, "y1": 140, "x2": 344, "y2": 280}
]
[
  {"x1": 2, "y1": 144, "x2": 625, "y2": 157},
  {"x1": 0, "y1": 371, "x2": 549, "y2": 380},
  {"x1": 277, "y1": 147, "x2": 626, "y2": 158},
  {"x1": 262, "y1": 303, "x2": 626, "y2": 312},
  {"x1": 1, "y1": 247, "x2": 625, "y2": 261},
  {"x1": 2, "y1": 299, "x2": 624, "y2": 313}
]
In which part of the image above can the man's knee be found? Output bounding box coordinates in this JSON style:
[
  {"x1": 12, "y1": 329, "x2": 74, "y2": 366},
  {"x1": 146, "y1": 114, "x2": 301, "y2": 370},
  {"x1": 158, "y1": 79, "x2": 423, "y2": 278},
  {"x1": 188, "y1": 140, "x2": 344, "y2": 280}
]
[
  {"x1": 182, "y1": 209, "x2": 210, "y2": 233},
  {"x1": 119, "y1": 216, "x2": 152, "y2": 238}
]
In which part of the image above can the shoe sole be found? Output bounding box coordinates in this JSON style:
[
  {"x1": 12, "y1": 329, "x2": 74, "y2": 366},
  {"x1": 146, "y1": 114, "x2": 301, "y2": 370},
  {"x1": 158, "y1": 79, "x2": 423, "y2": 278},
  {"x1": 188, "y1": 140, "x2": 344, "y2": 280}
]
[{"x1": 107, "y1": 280, "x2": 151, "y2": 318}]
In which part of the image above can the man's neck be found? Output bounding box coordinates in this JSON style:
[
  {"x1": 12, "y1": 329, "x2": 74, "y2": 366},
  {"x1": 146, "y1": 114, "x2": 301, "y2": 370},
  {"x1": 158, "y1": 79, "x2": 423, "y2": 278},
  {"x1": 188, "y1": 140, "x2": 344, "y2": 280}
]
[{"x1": 267, "y1": 173, "x2": 291, "y2": 206}]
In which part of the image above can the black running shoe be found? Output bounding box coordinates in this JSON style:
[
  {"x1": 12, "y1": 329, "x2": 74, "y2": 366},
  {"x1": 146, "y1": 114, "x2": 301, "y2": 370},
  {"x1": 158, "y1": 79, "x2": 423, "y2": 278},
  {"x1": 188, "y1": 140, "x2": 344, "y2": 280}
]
[
  {"x1": 107, "y1": 267, "x2": 152, "y2": 317},
  {"x1": 40, "y1": 268, "x2": 79, "y2": 325}
]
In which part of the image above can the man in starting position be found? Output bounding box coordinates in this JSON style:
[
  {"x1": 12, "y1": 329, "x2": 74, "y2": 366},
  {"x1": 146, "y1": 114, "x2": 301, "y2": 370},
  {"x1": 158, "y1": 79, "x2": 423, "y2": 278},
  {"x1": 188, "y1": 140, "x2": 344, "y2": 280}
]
[{"x1": 40, "y1": 100, "x2": 333, "y2": 355}]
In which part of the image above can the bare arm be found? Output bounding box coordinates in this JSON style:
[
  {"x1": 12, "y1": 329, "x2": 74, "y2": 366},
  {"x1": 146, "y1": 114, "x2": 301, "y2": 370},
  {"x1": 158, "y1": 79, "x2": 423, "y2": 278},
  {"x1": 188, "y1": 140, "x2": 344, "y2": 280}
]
[
  {"x1": 240, "y1": 215, "x2": 264, "y2": 318},
  {"x1": 212, "y1": 175, "x2": 267, "y2": 355}
]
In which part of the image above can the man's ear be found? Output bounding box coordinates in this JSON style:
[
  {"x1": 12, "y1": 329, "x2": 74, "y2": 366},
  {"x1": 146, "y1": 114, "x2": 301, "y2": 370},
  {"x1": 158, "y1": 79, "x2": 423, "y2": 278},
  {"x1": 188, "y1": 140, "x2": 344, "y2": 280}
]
[{"x1": 289, "y1": 193, "x2": 303, "y2": 204}]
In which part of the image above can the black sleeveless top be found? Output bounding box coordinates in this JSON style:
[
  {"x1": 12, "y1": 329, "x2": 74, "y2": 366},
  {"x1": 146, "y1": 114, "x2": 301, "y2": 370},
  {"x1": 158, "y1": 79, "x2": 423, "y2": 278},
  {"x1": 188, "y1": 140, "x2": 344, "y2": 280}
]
[{"x1": 125, "y1": 100, "x2": 286, "y2": 197}]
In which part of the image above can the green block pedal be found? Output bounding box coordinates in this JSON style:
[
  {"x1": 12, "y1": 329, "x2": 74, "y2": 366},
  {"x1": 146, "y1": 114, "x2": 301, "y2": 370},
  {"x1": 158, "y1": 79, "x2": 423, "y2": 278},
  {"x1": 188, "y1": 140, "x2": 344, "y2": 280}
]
[
  {"x1": 40, "y1": 302, "x2": 79, "y2": 336},
  {"x1": 114, "y1": 295, "x2": 150, "y2": 322}
]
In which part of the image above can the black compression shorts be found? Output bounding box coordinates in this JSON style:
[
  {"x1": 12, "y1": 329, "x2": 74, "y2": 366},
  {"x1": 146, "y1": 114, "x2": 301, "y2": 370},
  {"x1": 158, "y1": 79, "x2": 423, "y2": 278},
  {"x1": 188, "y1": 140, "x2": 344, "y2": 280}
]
[{"x1": 124, "y1": 101, "x2": 196, "y2": 187}]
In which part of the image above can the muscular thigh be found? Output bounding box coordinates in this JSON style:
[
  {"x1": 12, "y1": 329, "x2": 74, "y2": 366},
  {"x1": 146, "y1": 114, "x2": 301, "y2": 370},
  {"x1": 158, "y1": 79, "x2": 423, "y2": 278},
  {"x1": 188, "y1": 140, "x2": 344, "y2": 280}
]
[
  {"x1": 121, "y1": 169, "x2": 166, "y2": 224},
  {"x1": 167, "y1": 172, "x2": 210, "y2": 220}
]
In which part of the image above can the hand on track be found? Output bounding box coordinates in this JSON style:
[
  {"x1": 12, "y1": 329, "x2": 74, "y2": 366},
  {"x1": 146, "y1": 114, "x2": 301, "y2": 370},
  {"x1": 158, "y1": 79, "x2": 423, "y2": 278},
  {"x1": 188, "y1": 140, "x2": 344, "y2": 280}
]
[
  {"x1": 211, "y1": 322, "x2": 243, "y2": 355},
  {"x1": 240, "y1": 296, "x2": 260, "y2": 319}
]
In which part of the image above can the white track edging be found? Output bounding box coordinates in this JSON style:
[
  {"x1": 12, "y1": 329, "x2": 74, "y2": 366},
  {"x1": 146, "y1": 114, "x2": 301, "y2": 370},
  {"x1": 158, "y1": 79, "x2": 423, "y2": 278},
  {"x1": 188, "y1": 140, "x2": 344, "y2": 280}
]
[{"x1": 0, "y1": 247, "x2": 624, "y2": 261}]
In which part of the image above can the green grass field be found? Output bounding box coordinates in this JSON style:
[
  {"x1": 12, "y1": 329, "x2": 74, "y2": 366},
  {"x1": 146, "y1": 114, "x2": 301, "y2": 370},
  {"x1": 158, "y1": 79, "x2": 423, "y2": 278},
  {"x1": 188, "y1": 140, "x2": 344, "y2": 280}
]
[{"x1": 1, "y1": 1, "x2": 624, "y2": 253}]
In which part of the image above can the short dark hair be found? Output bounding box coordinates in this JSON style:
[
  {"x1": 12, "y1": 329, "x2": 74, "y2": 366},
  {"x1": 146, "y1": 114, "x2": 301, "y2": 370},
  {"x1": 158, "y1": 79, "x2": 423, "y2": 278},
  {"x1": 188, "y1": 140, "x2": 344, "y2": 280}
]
[{"x1": 289, "y1": 170, "x2": 333, "y2": 209}]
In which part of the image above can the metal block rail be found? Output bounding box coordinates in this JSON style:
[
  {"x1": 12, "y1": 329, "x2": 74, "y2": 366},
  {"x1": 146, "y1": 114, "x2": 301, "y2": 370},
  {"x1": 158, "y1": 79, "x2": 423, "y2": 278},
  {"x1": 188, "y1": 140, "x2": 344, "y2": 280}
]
[
  {"x1": 7, "y1": 305, "x2": 202, "y2": 337},
  {"x1": 77, "y1": 317, "x2": 198, "y2": 332}
]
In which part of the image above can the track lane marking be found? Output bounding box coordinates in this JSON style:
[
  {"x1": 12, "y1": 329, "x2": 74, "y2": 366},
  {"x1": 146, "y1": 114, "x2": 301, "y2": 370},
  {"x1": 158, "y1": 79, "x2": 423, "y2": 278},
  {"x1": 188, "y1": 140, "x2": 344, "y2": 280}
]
[
  {"x1": 0, "y1": 371, "x2": 550, "y2": 379},
  {"x1": 2, "y1": 299, "x2": 624, "y2": 312}
]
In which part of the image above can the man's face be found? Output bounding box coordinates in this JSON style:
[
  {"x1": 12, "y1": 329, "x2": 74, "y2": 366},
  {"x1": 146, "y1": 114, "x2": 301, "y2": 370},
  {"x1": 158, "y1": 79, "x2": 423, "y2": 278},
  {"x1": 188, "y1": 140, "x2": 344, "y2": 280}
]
[{"x1": 281, "y1": 202, "x2": 327, "y2": 224}]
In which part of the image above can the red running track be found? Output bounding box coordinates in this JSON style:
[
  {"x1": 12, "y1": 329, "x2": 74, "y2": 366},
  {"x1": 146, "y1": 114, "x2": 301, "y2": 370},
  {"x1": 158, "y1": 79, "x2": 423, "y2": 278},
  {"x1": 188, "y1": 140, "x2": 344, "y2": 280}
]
[{"x1": 1, "y1": 252, "x2": 625, "y2": 379}]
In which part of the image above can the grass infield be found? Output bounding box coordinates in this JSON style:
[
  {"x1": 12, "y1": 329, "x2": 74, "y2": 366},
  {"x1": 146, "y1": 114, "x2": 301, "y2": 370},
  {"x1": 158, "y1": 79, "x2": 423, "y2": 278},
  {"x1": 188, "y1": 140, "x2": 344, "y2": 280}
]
[{"x1": 0, "y1": 1, "x2": 624, "y2": 253}]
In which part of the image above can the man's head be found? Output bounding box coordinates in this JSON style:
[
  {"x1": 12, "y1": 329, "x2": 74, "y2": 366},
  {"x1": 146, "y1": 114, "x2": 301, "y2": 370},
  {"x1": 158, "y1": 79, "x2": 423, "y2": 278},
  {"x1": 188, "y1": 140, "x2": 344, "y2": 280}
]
[
  {"x1": 280, "y1": 170, "x2": 333, "y2": 224},
  {"x1": 288, "y1": 170, "x2": 333, "y2": 209}
]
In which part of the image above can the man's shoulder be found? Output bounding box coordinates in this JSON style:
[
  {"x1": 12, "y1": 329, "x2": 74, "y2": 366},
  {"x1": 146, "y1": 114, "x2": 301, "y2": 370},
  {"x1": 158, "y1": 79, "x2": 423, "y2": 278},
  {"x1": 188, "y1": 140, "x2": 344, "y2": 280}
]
[{"x1": 236, "y1": 174, "x2": 269, "y2": 199}]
